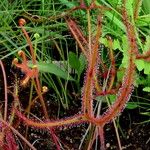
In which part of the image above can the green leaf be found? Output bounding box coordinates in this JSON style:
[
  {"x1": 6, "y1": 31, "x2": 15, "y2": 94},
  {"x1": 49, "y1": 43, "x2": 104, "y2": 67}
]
[
  {"x1": 100, "y1": 38, "x2": 122, "y2": 51},
  {"x1": 135, "y1": 35, "x2": 150, "y2": 74},
  {"x1": 105, "y1": 0, "x2": 122, "y2": 7},
  {"x1": 28, "y1": 61, "x2": 74, "y2": 81},
  {"x1": 58, "y1": 0, "x2": 77, "y2": 8},
  {"x1": 100, "y1": 37, "x2": 108, "y2": 47},
  {"x1": 108, "y1": 95, "x2": 116, "y2": 103},
  {"x1": 126, "y1": 102, "x2": 138, "y2": 109},
  {"x1": 143, "y1": 0, "x2": 150, "y2": 14},
  {"x1": 78, "y1": 54, "x2": 87, "y2": 76},
  {"x1": 135, "y1": 60, "x2": 150, "y2": 75},
  {"x1": 108, "y1": 95, "x2": 138, "y2": 110},
  {"x1": 68, "y1": 52, "x2": 80, "y2": 71},
  {"x1": 144, "y1": 62, "x2": 150, "y2": 74},
  {"x1": 137, "y1": 75, "x2": 150, "y2": 86},
  {"x1": 104, "y1": 11, "x2": 126, "y2": 32},
  {"x1": 144, "y1": 35, "x2": 150, "y2": 52},
  {"x1": 113, "y1": 39, "x2": 122, "y2": 50},
  {"x1": 117, "y1": 67, "x2": 125, "y2": 81},
  {"x1": 140, "y1": 112, "x2": 150, "y2": 116},
  {"x1": 136, "y1": 15, "x2": 150, "y2": 27},
  {"x1": 143, "y1": 87, "x2": 150, "y2": 92},
  {"x1": 121, "y1": 36, "x2": 128, "y2": 67},
  {"x1": 135, "y1": 59, "x2": 144, "y2": 71}
]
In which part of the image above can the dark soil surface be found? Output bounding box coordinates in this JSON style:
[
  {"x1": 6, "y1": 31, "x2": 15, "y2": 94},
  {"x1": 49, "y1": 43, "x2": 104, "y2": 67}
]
[
  {"x1": 105, "y1": 109, "x2": 150, "y2": 150},
  {"x1": 0, "y1": 61, "x2": 150, "y2": 150}
]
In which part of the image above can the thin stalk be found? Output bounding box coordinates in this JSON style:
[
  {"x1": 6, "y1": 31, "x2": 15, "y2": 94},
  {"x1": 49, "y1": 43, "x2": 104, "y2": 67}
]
[
  {"x1": 0, "y1": 60, "x2": 8, "y2": 121},
  {"x1": 106, "y1": 96, "x2": 122, "y2": 150},
  {"x1": 53, "y1": 40, "x2": 65, "y2": 61},
  {"x1": 24, "y1": 80, "x2": 34, "y2": 150},
  {"x1": 57, "y1": 78, "x2": 68, "y2": 109},
  {"x1": 42, "y1": 74, "x2": 66, "y2": 108}
]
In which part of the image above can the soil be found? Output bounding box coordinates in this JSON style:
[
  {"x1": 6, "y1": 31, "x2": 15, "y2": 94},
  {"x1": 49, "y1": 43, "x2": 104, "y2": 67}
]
[
  {"x1": 0, "y1": 61, "x2": 150, "y2": 150},
  {"x1": 105, "y1": 109, "x2": 150, "y2": 150}
]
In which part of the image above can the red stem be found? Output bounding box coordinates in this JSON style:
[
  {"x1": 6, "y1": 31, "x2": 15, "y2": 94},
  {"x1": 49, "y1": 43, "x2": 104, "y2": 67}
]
[{"x1": 98, "y1": 126, "x2": 105, "y2": 150}]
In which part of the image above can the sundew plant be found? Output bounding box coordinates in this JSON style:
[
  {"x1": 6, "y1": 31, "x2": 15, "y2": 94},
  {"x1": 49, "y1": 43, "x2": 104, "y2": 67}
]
[{"x1": 0, "y1": 0, "x2": 150, "y2": 149}]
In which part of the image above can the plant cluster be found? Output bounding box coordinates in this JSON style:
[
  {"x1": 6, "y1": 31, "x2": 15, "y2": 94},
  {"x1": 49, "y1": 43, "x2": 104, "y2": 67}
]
[{"x1": 0, "y1": 0, "x2": 150, "y2": 150}]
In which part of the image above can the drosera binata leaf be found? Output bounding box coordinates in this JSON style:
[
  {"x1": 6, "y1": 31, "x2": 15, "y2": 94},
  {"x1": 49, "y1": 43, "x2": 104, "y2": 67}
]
[{"x1": 28, "y1": 61, "x2": 75, "y2": 81}]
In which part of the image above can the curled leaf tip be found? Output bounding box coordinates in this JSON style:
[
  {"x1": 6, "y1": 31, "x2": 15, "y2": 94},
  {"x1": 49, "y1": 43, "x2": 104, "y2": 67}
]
[
  {"x1": 18, "y1": 50, "x2": 24, "y2": 56},
  {"x1": 12, "y1": 58, "x2": 18, "y2": 64},
  {"x1": 19, "y1": 18, "x2": 26, "y2": 26}
]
